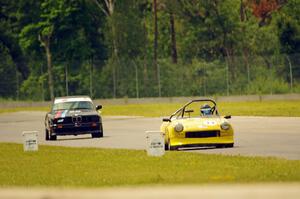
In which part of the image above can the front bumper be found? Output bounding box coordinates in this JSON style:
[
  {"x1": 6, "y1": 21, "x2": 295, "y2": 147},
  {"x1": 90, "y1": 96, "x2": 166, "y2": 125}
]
[
  {"x1": 50, "y1": 123, "x2": 102, "y2": 136},
  {"x1": 169, "y1": 136, "x2": 234, "y2": 148}
]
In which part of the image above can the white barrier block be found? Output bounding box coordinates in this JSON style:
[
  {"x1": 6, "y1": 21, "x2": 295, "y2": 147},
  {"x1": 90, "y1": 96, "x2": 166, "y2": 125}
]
[
  {"x1": 146, "y1": 131, "x2": 165, "y2": 157},
  {"x1": 22, "y1": 131, "x2": 38, "y2": 152}
]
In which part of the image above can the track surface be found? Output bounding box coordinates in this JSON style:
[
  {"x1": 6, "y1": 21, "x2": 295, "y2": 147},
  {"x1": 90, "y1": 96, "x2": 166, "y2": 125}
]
[
  {"x1": 1, "y1": 184, "x2": 300, "y2": 199},
  {"x1": 0, "y1": 112, "x2": 300, "y2": 160}
]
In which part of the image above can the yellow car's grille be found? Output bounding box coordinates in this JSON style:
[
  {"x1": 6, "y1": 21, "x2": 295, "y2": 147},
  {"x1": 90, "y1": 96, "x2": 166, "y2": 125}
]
[{"x1": 185, "y1": 130, "x2": 220, "y2": 138}]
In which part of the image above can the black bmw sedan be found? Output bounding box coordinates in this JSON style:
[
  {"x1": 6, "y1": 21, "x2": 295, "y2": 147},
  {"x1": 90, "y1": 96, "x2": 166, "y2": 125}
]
[{"x1": 45, "y1": 96, "x2": 103, "y2": 140}]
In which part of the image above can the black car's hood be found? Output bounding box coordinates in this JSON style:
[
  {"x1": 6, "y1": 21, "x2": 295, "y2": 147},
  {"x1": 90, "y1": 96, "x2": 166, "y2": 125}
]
[{"x1": 51, "y1": 109, "x2": 99, "y2": 118}]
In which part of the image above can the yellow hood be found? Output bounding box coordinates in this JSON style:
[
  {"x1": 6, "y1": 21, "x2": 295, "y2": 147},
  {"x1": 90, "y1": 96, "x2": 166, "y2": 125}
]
[{"x1": 173, "y1": 117, "x2": 223, "y2": 131}]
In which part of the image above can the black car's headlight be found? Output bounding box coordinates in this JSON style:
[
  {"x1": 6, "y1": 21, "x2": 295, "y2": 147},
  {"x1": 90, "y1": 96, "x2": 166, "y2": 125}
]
[
  {"x1": 221, "y1": 122, "x2": 230, "y2": 130},
  {"x1": 174, "y1": 123, "x2": 184, "y2": 132}
]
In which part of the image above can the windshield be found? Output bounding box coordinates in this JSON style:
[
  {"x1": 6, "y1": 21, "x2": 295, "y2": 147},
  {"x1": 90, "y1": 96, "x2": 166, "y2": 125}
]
[{"x1": 52, "y1": 101, "x2": 94, "y2": 111}]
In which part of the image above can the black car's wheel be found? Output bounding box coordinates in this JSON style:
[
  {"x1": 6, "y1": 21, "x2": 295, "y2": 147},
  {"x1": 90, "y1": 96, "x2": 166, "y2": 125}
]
[
  {"x1": 92, "y1": 131, "x2": 103, "y2": 138},
  {"x1": 45, "y1": 129, "x2": 49, "y2": 141},
  {"x1": 49, "y1": 133, "x2": 57, "y2": 141},
  {"x1": 92, "y1": 124, "x2": 104, "y2": 138},
  {"x1": 92, "y1": 132, "x2": 103, "y2": 138}
]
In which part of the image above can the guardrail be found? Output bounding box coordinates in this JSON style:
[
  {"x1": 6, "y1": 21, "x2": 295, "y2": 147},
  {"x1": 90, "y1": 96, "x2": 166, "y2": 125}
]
[{"x1": 1, "y1": 93, "x2": 300, "y2": 108}]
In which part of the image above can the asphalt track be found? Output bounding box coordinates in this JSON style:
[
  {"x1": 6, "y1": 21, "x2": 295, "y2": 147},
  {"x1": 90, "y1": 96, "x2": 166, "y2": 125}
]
[{"x1": 0, "y1": 111, "x2": 300, "y2": 160}]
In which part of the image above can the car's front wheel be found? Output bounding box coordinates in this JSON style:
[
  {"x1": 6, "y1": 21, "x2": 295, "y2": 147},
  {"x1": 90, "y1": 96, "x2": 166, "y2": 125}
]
[
  {"x1": 49, "y1": 132, "x2": 57, "y2": 141},
  {"x1": 92, "y1": 131, "x2": 103, "y2": 138},
  {"x1": 164, "y1": 142, "x2": 169, "y2": 150},
  {"x1": 169, "y1": 146, "x2": 179, "y2": 151},
  {"x1": 165, "y1": 139, "x2": 178, "y2": 151},
  {"x1": 216, "y1": 143, "x2": 234, "y2": 148},
  {"x1": 92, "y1": 124, "x2": 103, "y2": 138},
  {"x1": 225, "y1": 143, "x2": 234, "y2": 148},
  {"x1": 45, "y1": 129, "x2": 49, "y2": 141},
  {"x1": 165, "y1": 139, "x2": 170, "y2": 150},
  {"x1": 92, "y1": 124, "x2": 104, "y2": 138}
]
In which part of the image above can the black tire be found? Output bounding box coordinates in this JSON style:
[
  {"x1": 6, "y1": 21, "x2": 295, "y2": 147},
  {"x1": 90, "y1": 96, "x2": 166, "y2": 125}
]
[
  {"x1": 45, "y1": 129, "x2": 49, "y2": 141},
  {"x1": 216, "y1": 143, "x2": 234, "y2": 148},
  {"x1": 168, "y1": 140, "x2": 178, "y2": 150},
  {"x1": 164, "y1": 143, "x2": 169, "y2": 151},
  {"x1": 169, "y1": 146, "x2": 179, "y2": 151},
  {"x1": 225, "y1": 143, "x2": 234, "y2": 148},
  {"x1": 92, "y1": 131, "x2": 103, "y2": 138},
  {"x1": 49, "y1": 133, "x2": 57, "y2": 141},
  {"x1": 165, "y1": 139, "x2": 171, "y2": 151}
]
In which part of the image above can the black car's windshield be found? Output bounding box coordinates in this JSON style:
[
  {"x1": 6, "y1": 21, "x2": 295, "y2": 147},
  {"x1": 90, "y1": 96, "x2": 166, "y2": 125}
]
[{"x1": 52, "y1": 101, "x2": 94, "y2": 111}]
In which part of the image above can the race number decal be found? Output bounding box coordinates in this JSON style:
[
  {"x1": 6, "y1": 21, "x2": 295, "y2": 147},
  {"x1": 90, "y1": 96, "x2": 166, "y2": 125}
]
[{"x1": 204, "y1": 121, "x2": 216, "y2": 126}]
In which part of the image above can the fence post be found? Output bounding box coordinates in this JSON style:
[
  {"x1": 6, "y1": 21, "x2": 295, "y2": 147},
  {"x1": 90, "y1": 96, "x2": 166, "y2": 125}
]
[
  {"x1": 286, "y1": 55, "x2": 293, "y2": 93},
  {"x1": 225, "y1": 58, "x2": 230, "y2": 96},
  {"x1": 158, "y1": 63, "x2": 161, "y2": 97},
  {"x1": 133, "y1": 60, "x2": 139, "y2": 98}
]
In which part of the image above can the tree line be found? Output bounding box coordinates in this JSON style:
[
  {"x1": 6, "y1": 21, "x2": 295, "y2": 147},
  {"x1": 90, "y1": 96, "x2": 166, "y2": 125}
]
[{"x1": 0, "y1": 0, "x2": 299, "y2": 101}]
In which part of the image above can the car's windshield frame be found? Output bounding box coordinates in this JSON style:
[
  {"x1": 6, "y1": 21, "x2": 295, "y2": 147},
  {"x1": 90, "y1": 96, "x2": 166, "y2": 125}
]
[{"x1": 51, "y1": 101, "x2": 95, "y2": 112}]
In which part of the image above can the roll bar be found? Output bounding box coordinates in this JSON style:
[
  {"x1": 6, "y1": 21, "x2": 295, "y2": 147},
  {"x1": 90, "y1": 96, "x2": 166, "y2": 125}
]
[{"x1": 169, "y1": 98, "x2": 218, "y2": 119}]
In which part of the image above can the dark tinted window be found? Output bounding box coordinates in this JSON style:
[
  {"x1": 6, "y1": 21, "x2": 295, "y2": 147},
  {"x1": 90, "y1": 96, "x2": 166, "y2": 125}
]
[{"x1": 52, "y1": 101, "x2": 94, "y2": 111}]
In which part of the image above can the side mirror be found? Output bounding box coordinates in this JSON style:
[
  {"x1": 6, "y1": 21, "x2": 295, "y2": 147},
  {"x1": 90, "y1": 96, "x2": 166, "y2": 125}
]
[
  {"x1": 96, "y1": 105, "x2": 102, "y2": 111},
  {"x1": 224, "y1": 115, "x2": 231, "y2": 119},
  {"x1": 162, "y1": 118, "x2": 171, "y2": 122}
]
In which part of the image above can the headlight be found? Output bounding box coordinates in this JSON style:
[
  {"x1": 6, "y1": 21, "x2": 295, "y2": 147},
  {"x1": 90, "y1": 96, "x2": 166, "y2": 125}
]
[
  {"x1": 221, "y1": 122, "x2": 230, "y2": 130},
  {"x1": 174, "y1": 123, "x2": 184, "y2": 132}
]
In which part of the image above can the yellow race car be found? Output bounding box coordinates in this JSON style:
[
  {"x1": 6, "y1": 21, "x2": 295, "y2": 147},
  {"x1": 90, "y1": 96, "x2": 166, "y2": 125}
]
[{"x1": 160, "y1": 99, "x2": 234, "y2": 150}]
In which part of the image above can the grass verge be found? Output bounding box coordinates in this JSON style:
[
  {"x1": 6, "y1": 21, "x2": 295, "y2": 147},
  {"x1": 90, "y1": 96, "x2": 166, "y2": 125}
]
[
  {"x1": 101, "y1": 101, "x2": 300, "y2": 117},
  {"x1": 0, "y1": 107, "x2": 49, "y2": 114},
  {"x1": 0, "y1": 143, "x2": 299, "y2": 187},
  {"x1": 1, "y1": 100, "x2": 300, "y2": 117}
]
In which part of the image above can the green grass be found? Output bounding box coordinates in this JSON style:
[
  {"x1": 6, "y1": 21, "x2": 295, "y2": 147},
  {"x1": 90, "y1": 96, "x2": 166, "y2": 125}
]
[
  {"x1": 0, "y1": 106, "x2": 49, "y2": 114},
  {"x1": 1, "y1": 100, "x2": 300, "y2": 117},
  {"x1": 0, "y1": 143, "x2": 299, "y2": 187},
  {"x1": 101, "y1": 101, "x2": 300, "y2": 117}
]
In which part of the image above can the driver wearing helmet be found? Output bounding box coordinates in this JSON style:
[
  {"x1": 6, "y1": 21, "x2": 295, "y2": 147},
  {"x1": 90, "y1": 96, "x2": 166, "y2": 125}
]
[{"x1": 200, "y1": 104, "x2": 212, "y2": 116}]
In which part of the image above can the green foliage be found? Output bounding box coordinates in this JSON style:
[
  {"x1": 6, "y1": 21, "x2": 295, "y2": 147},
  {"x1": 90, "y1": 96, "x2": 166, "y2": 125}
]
[
  {"x1": 246, "y1": 66, "x2": 290, "y2": 94},
  {"x1": 0, "y1": 0, "x2": 299, "y2": 100},
  {"x1": 20, "y1": 75, "x2": 45, "y2": 100},
  {"x1": 0, "y1": 45, "x2": 17, "y2": 98}
]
